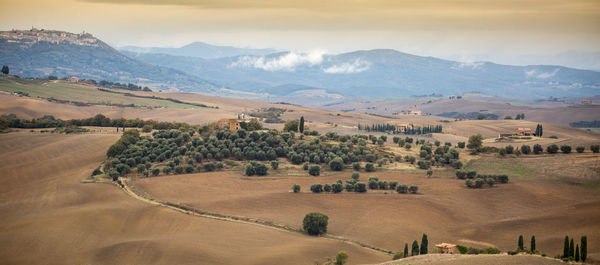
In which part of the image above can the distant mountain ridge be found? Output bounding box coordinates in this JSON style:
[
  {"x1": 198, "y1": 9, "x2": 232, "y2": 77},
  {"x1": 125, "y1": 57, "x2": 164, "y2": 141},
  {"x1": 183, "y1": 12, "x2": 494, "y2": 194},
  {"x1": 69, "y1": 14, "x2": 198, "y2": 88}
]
[
  {"x1": 0, "y1": 29, "x2": 218, "y2": 93},
  {"x1": 120, "y1": 42, "x2": 277, "y2": 59},
  {"x1": 125, "y1": 49, "x2": 600, "y2": 98}
]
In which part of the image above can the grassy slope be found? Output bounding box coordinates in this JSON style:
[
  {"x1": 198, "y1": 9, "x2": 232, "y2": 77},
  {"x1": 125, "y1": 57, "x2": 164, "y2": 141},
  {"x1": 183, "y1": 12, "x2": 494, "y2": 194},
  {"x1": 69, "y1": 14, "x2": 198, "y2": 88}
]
[{"x1": 0, "y1": 77, "x2": 197, "y2": 109}]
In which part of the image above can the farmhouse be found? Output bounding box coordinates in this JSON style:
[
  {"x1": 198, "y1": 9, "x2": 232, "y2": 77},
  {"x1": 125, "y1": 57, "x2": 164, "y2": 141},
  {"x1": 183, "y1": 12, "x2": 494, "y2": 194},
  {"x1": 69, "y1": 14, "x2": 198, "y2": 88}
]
[
  {"x1": 405, "y1": 109, "x2": 422, "y2": 115},
  {"x1": 581, "y1": 99, "x2": 592, "y2": 105},
  {"x1": 396, "y1": 123, "x2": 413, "y2": 132},
  {"x1": 513, "y1": 127, "x2": 534, "y2": 136},
  {"x1": 435, "y1": 243, "x2": 460, "y2": 254},
  {"x1": 216, "y1": 118, "x2": 249, "y2": 131}
]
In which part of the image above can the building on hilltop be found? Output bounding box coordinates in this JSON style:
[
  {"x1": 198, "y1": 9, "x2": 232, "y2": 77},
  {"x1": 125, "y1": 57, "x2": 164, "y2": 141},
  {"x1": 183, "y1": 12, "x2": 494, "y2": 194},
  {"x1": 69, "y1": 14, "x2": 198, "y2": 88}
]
[
  {"x1": 513, "y1": 127, "x2": 533, "y2": 136},
  {"x1": 217, "y1": 118, "x2": 249, "y2": 131},
  {"x1": 435, "y1": 243, "x2": 460, "y2": 254},
  {"x1": 405, "y1": 109, "x2": 422, "y2": 115}
]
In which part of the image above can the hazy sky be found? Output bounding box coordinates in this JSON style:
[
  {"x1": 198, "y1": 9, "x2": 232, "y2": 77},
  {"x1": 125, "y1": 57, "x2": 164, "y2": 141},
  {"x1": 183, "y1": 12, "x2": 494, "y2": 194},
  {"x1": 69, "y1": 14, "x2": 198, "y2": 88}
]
[{"x1": 2, "y1": 0, "x2": 600, "y2": 69}]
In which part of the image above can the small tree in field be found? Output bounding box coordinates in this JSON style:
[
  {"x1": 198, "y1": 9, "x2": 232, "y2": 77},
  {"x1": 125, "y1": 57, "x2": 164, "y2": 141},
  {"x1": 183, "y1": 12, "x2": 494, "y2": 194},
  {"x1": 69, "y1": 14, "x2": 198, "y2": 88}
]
[
  {"x1": 560, "y1": 145, "x2": 572, "y2": 154},
  {"x1": 581, "y1": 236, "x2": 587, "y2": 262},
  {"x1": 420, "y1": 234, "x2": 428, "y2": 254},
  {"x1": 411, "y1": 240, "x2": 420, "y2": 256},
  {"x1": 309, "y1": 165, "x2": 321, "y2": 176},
  {"x1": 335, "y1": 251, "x2": 348, "y2": 265},
  {"x1": 303, "y1": 212, "x2": 328, "y2": 235},
  {"x1": 404, "y1": 243, "x2": 409, "y2": 257},
  {"x1": 531, "y1": 235, "x2": 536, "y2": 253},
  {"x1": 533, "y1": 144, "x2": 543, "y2": 154},
  {"x1": 329, "y1": 157, "x2": 344, "y2": 171},
  {"x1": 521, "y1": 145, "x2": 531, "y2": 154},
  {"x1": 365, "y1": 162, "x2": 375, "y2": 172},
  {"x1": 270, "y1": 160, "x2": 279, "y2": 169},
  {"x1": 547, "y1": 144, "x2": 559, "y2": 154},
  {"x1": 518, "y1": 235, "x2": 524, "y2": 251},
  {"x1": 576, "y1": 146, "x2": 585, "y2": 153},
  {"x1": 591, "y1": 145, "x2": 600, "y2": 153},
  {"x1": 292, "y1": 184, "x2": 301, "y2": 193},
  {"x1": 467, "y1": 134, "x2": 483, "y2": 150}
]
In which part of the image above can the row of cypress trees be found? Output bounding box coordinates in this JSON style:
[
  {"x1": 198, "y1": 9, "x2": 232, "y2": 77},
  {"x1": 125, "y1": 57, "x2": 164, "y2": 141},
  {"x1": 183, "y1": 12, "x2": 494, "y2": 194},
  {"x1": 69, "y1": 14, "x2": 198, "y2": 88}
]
[
  {"x1": 400, "y1": 234, "x2": 428, "y2": 258},
  {"x1": 563, "y1": 235, "x2": 587, "y2": 262}
]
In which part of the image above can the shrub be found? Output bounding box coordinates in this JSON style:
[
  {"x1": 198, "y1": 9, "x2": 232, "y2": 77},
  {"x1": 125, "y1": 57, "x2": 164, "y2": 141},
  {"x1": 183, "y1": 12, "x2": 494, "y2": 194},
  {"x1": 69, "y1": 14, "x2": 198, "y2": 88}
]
[
  {"x1": 486, "y1": 178, "x2": 495, "y2": 187},
  {"x1": 474, "y1": 178, "x2": 484, "y2": 188},
  {"x1": 457, "y1": 142, "x2": 465, "y2": 148},
  {"x1": 270, "y1": 160, "x2": 279, "y2": 169},
  {"x1": 353, "y1": 162, "x2": 361, "y2": 171},
  {"x1": 467, "y1": 134, "x2": 483, "y2": 150},
  {"x1": 302, "y1": 212, "x2": 328, "y2": 235},
  {"x1": 331, "y1": 183, "x2": 343, "y2": 193},
  {"x1": 408, "y1": 185, "x2": 418, "y2": 194},
  {"x1": 533, "y1": 144, "x2": 543, "y2": 154},
  {"x1": 203, "y1": 162, "x2": 215, "y2": 172},
  {"x1": 174, "y1": 165, "x2": 184, "y2": 174},
  {"x1": 576, "y1": 146, "x2": 585, "y2": 153},
  {"x1": 355, "y1": 182, "x2": 367, "y2": 192},
  {"x1": 521, "y1": 145, "x2": 531, "y2": 154},
  {"x1": 329, "y1": 157, "x2": 344, "y2": 171},
  {"x1": 499, "y1": 148, "x2": 506, "y2": 156},
  {"x1": 456, "y1": 170, "x2": 466, "y2": 179},
  {"x1": 162, "y1": 167, "x2": 172, "y2": 174},
  {"x1": 303, "y1": 163, "x2": 309, "y2": 170},
  {"x1": 184, "y1": 164, "x2": 194, "y2": 173},
  {"x1": 254, "y1": 163, "x2": 268, "y2": 176},
  {"x1": 324, "y1": 184, "x2": 332, "y2": 192},
  {"x1": 365, "y1": 163, "x2": 375, "y2": 172},
  {"x1": 547, "y1": 144, "x2": 559, "y2": 154},
  {"x1": 292, "y1": 184, "x2": 301, "y2": 193},
  {"x1": 466, "y1": 171, "x2": 477, "y2": 179},
  {"x1": 456, "y1": 245, "x2": 468, "y2": 254},
  {"x1": 378, "y1": 181, "x2": 388, "y2": 190},
  {"x1": 397, "y1": 184, "x2": 408, "y2": 193},
  {"x1": 591, "y1": 145, "x2": 600, "y2": 153},
  {"x1": 560, "y1": 145, "x2": 572, "y2": 154},
  {"x1": 335, "y1": 251, "x2": 348, "y2": 265},
  {"x1": 389, "y1": 181, "x2": 398, "y2": 190},
  {"x1": 417, "y1": 160, "x2": 431, "y2": 169},
  {"x1": 451, "y1": 160, "x2": 463, "y2": 169},
  {"x1": 351, "y1": 172, "x2": 360, "y2": 181},
  {"x1": 405, "y1": 144, "x2": 411, "y2": 150},
  {"x1": 108, "y1": 169, "x2": 119, "y2": 181},
  {"x1": 151, "y1": 167, "x2": 160, "y2": 176},
  {"x1": 505, "y1": 145, "x2": 514, "y2": 154},
  {"x1": 309, "y1": 165, "x2": 321, "y2": 176},
  {"x1": 310, "y1": 184, "x2": 323, "y2": 193},
  {"x1": 392, "y1": 252, "x2": 403, "y2": 260},
  {"x1": 368, "y1": 180, "x2": 378, "y2": 189},
  {"x1": 142, "y1": 125, "x2": 152, "y2": 132},
  {"x1": 508, "y1": 250, "x2": 517, "y2": 255}
]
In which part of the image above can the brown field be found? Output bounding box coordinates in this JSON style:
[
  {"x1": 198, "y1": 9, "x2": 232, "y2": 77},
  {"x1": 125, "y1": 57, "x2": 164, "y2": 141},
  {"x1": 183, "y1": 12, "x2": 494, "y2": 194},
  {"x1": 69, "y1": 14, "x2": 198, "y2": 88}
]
[
  {"x1": 135, "y1": 168, "x2": 600, "y2": 260},
  {"x1": 0, "y1": 132, "x2": 389, "y2": 265},
  {"x1": 379, "y1": 254, "x2": 565, "y2": 265}
]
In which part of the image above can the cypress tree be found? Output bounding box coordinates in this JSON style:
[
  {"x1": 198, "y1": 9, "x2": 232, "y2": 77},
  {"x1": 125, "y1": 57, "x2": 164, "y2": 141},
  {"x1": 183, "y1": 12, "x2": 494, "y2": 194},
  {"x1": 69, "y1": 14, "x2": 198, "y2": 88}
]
[
  {"x1": 581, "y1": 236, "x2": 587, "y2": 262},
  {"x1": 420, "y1": 233, "x2": 428, "y2": 254},
  {"x1": 539, "y1": 124, "x2": 543, "y2": 137},
  {"x1": 531, "y1": 235, "x2": 536, "y2": 253},
  {"x1": 576, "y1": 244, "x2": 580, "y2": 262},
  {"x1": 404, "y1": 243, "x2": 408, "y2": 258},
  {"x1": 563, "y1": 236, "x2": 569, "y2": 258},
  {"x1": 518, "y1": 235, "x2": 524, "y2": 251},
  {"x1": 299, "y1": 116, "x2": 304, "y2": 133},
  {"x1": 411, "y1": 240, "x2": 419, "y2": 256},
  {"x1": 569, "y1": 238, "x2": 574, "y2": 258}
]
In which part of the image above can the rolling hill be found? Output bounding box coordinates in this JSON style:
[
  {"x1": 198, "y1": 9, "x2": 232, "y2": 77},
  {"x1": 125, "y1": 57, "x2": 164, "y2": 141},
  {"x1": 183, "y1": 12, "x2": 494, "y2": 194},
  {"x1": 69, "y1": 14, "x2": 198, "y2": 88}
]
[
  {"x1": 0, "y1": 29, "x2": 218, "y2": 93},
  {"x1": 120, "y1": 42, "x2": 277, "y2": 59}
]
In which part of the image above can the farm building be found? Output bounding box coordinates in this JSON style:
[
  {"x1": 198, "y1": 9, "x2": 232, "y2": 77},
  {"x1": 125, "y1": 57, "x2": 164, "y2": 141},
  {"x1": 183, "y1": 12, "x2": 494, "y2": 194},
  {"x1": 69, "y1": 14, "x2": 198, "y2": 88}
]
[
  {"x1": 405, "y1": 109, "x2": 422, "y2": 115},
  {"x1": 513, "y1": 127, "x2": 534, "y2": 136},
  {"x1": 216, "y1": 118, "x2": 249, "y2": 131},
  {"x1": 396, "y1": 123, "x2": 414, "y2": 132},
  {"x1": 435, "y1": 243, "x2": 460, "y2": 254}
]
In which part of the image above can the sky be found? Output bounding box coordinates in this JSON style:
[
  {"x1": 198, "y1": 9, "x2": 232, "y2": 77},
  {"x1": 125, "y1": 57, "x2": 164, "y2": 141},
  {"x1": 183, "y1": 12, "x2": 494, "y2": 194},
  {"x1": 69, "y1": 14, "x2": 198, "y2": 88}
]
[{"x1": 1, "y1": 0, "x2": 600, "y2": 70}]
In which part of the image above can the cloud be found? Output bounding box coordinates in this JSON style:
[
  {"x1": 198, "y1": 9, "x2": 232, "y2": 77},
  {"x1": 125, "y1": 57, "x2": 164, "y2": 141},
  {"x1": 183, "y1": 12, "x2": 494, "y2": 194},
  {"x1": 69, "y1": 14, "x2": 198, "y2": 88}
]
[
  {"x1": 229, "y1": 50, "x2": 324, "y2": 71},
  {"x1": 525, "y1": 68, "x2": 560, "y2": 79},
  {"x1": 323, "y1": 59, "x2": 370, "y2": 74},
  {"x1": 452, "y1": 61, "x2": 484, "y2": 70}
]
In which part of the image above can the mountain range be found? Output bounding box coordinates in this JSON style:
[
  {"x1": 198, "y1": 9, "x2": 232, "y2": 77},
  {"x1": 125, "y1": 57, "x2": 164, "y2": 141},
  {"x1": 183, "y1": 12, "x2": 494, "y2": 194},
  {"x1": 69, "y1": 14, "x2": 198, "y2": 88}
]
[{"x1": 1, "y1": 29, "x2": 599, "y2": 103}]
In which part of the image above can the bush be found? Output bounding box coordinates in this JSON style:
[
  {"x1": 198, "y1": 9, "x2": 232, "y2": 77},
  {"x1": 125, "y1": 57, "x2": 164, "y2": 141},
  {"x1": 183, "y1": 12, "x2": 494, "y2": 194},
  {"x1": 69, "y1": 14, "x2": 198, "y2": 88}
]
[
  {"x1": 456, "y1": 170, "x2": 466, "y2": 179},
  {"x1": 303, "y1": 163, "x2": 309, "y2": 170},
  {"x1": 151, "y1": 167, "x2": 160, "y2": 176},
  {"x1": 310, "y1": 184, "x2": 323, "y2": 193},
  {"x1": 465, "y1": 179, "x2": 473, "y2": 188},
  {"x1": 184, "y1": 164, "x2": 194, "y2": 173},
  {"x1": 203, "y1": 162, "x2": 215, "y2": 172},
  {"x1": 142, "y1": 125, "x2": 152, "y2": 132},
  {"x1": 331, "y1": 183, "x2": 343, "y2": 193},
  {"x1": 576, "y1": 146, "x2": 585, "y2": 153},
  {"x1": 270, "y1": 160, "x2": 279, "y2": 169},
  {"x1": 560, "y1": 145, "x2": 572, "y2": 154},
  {"x1": 309, "y1": 165, "x2": 321, "y2": 176},
  {"x1": 389, "y1": 181, "x2": 398, "y2": 190},
  {"x1": 457, "y1": 142, "x2": 465, "y2": 148},
  {"x1": 353, "y1": 162, "x2": 361, "y2": 171},
  {"x1": 505, "y1": 145, "x2": 514, "y2": 154},
  {"x1": 351, "y1": 172, "x2": 360, "y2": 181},
  {"x1": 324, "y1": 184, "x2": 332, "y2": 192},
  {"x1": 591, "y1": 145, "x2": 600, "y2": 153},
  {"x1": 302, "y1": 212, "x2": 328, "y2": 235},
  {"x1": 355, "y1": 182, "x2": 367, "y2": 192},
  {"x1": 499, "y1": 148, "x2": 506, "y2": 156},
  {"x1": 508, "y1": 250, "x2": 517, "y2": 255},
  {"x1": 254, "y1": 163, "x2": 268, "y2": 176},
  {"x1": 521, "y1": 145, "x2": 531, "y2": 154},
  {"x1": 409, "y1": 185, "x2": 418, "y2": 194},
  {"x1": 533, "y1": 144, "x2": 543, "y2": 154},
  {"x1": 417, "y1": 160, "x2": 431, "y2": 169},
  {"x1": 293, "y1": 184, "x2": 301, "y2": 193},
  {"x1": 329, "y1": 157, "x2": 344, "y2": 171},
  {"x1": 392, "y1": 252, "x2": 403, "y2": 260},
  {"x1": 487, "y1": 178, "x2": 495, "y2": 187},
  {"x1": 365, "y1": 163, "x2": 375, "y2": 172},
  {"x1": 456, "y1": 245, "x2": 468, "y2": 254},
  {"x1": 174, "y1": 165, "x2": 184, "y2": 174},
  {"x1": 474, "y1": 178, "x2": 484, "y2": 188},
  {"x1": 547, "y1": 144, "x2": 559, "y2": 154},
  {"x1": 397, "y1": 184, "x2": 408, "y2": 193},
  {"x1": 368, "y1": 180, "x2": 378, "y2": 189}
]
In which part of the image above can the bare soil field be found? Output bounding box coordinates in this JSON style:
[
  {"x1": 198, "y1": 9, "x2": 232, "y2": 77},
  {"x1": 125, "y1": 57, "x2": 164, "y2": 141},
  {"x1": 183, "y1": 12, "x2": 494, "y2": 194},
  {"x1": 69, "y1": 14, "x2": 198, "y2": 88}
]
[
  {"x1": 135, "y1": 168, "x2": 600, "y2": 260},
  {"x1": 0, "y1": 132, "x2": 389, "y2": 265},
  {"x1": 378, "y1": 253, "x2": 566, "y2": 265}
]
